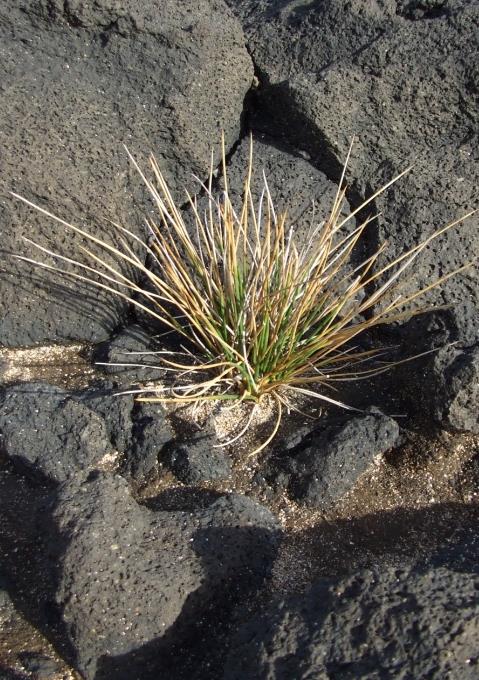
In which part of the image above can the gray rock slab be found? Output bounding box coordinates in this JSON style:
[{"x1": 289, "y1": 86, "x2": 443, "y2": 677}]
[{"x1": 0, "y1": 0, "x2": 252, "y2": 346}]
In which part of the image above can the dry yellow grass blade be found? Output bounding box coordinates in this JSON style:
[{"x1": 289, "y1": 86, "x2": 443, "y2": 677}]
[{"x1": 11, "y1": 135, "x2": 476, "y2": 453}]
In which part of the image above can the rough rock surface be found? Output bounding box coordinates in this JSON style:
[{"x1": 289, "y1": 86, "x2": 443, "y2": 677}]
[
  {"x1": 0, "y1": 381, "x2": 173, "y2": 484},
  {"x1": 0, "y1": 465, "x2": 67, "y2": 680},
  {"x1": 266, "y1": 411, "x2": 400, "y2": 508},
  {"x1": 161, "y1": 426, "x2": 232, "y2": 484},
  {"x1": 93, "y1": 326, "x2": 177, "y2": 480},
  {"x1": 50, "y1": 473, "x2": 280, "y2": 679},
  {"x1": 0, "y1": 0, "x2": 252, "y2": 346},
  {"x1": 216, "y1": 133, "x2": 350, "y2": 231},
  {"x1": 229, "y1": 0, "x2": 479, "y2": 344},
  {"x1": 429, "y1": 344, "x2": 479, "y2": 433},
  {"x1": 223, "y1": 547, "x2": 479, "y2": 680},
  {"x1": 78, "y1": 381, "x2": 175, "y2": 483},
  {"x1": 124, "y1": 400, "x2": 174, "y2": 482},
  {"x1": 0, "y1": 382, "x2": 114, "y2": 483},
  {"x1": 94, "y1": 324, "x2": 166, "y2": 384},
  {"x1": 74, "y1": 381, "x2": 135, "y2": 454},
  {"x1": 1, "y1": 1, "x2": 478, "y2": 678}
]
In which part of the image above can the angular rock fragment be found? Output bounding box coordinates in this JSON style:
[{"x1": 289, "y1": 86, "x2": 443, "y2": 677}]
[
  {"x1": 430, "y1": 345, "x2": 479, "y2": 434},
  {"x1": 161, "y1": 427, "x2": 232, "y2": 484},
  {"x1": 266, "y1": 411, "x2": 400, "y2": 509}
]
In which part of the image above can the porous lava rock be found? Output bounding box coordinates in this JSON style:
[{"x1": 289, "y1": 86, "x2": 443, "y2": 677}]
[
  {"x1": 229, "y1": 0, "x2": 479, "y2": 344},
  {"x1": 76, "y1": 380, "x2": 174, "y2": 482},
  {"x1": 93, "y1": 326, "x2": 177, "y2": 480},
  {"x1": 49, "y1": 472, "x2": 280, "y2": 679},
  {"x1": 74, "y1": 381, "x2": 136, "y2": 454},
  {"x1": 0, "y1": 0, "x2": 252, "y2": 346},
  {"x1": 223, "y1": 546, "x2": 479, "y2": 679},
  {"x1": 0, "y1": 382, "x2": 115, "y2": 483},
  {"x1": 124, "y1": 400, "x2": 174, "y2": 482},
  {"x1": 0, "y1": 381, "x2": 173, "y2": 484},
  {"x1": 429, "y1": 344, "x2": 479, "y2": 433},
  {"x1": 161, "y1": 426, "x2": 232, "y2": 484},
  {"x1": 266, "y1": 411, "x2": 400, "y2": 509}
]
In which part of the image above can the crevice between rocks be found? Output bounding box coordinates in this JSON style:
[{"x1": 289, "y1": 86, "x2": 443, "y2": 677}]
[{"x1": 241, "y1": 53, "x2": 383, "y2": 317}]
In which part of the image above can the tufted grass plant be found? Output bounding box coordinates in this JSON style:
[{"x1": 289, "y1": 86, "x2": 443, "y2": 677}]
[{"x1": 12, "y1": 138, "x2": 476, "y2": 454}]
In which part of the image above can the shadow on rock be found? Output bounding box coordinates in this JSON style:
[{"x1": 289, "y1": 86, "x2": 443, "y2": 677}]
[
  {"x1": 0, "y1": 258, "x2": 125, "y2": 344},
  {"x1": 276, "y1": 501, "x2": 479, "y2": 590},
  {"x1": 94, "y1": 524, "x2": 279, "y2": 680},
  {"x1": 0, "y1": 456, "x2": 77, "y2": 666},
  {"x1": 142, "y1": 486, "x2": 224, "y2": 512},
  {"x1": 1, "y1": 445, "x2": 281, "y2": 680}
]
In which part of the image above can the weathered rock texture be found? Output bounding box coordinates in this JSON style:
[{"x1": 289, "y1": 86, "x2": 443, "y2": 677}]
[
  {"x1": 429, "y1": 344, "x2": 479, "y2": 433},
  {"x1": 1, "y1": 1, "x2": 479, "y2": 679},
  {"x1": 50, "y1": 473, "x2": 279, "y2": 679},
  {"x1": 161, "y1": 426, "x2": 232, "y2": 484},
  {"x1": 0, "y1": 383, "x2": 115, "y2": 483},
  {"x1": 224, "y1": 550, "x2": 479, "y2": 679},
  {"x1": 0, "y1": 0, "x2": 252, "y2": 346},
  {"x1": 0, "y1": 381, "x2": 173, "y2": 484},
  {"x1": 266, "y1": 411, "x2": 400, "y2": 509},
  {"x1": 228, "y1": 0, "x2": 479, "y2": 344}
]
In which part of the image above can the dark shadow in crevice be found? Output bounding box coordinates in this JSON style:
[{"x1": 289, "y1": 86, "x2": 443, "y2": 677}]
[
  {"x1": 250, "y1": 80, "x2": 344, "y2": 183},
  {"x1": 141, "y1": 486, "x2": 224, "y2": 513},
  {"x1": 247, "y1": 85, "x2": 387, "y2": 300}
]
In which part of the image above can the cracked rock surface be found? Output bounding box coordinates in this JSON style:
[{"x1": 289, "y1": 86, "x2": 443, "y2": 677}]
[{"x1": 229, "y1": 0, "x2": 479, "y2": 344}]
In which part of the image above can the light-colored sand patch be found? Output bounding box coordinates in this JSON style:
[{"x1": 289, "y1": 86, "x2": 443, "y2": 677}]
[{"x1": 0, "y1": 343, "x2": 95, "y2": 388}]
